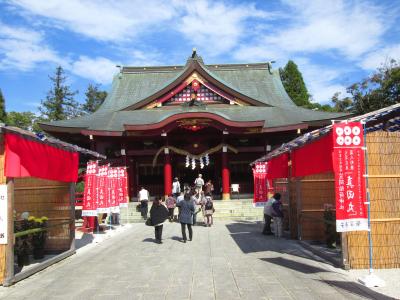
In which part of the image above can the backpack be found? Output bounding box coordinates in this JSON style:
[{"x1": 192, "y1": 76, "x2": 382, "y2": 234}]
[{"x1": 205, "y1": 201, "x2": 213, "y2": 210}]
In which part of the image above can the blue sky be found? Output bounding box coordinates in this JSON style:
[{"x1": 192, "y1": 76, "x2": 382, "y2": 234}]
[{"x1": 1, "y1": 0, "x2": 399, "y2": 113}]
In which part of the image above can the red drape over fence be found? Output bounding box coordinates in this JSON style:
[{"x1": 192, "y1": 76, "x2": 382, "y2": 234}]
[
  {"x1": 292, "y1": 132, "x2": 333, "y2": 177},
  {"x1": 4, "y1": 133, "x2": 79, "y2": 182},
  {"x1": 267, "y1": 153, "x2": 289, "y2": 179}
]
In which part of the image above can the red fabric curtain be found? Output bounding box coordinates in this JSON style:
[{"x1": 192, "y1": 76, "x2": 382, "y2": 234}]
[
  {"x1": 267, "y1": 153, "x2": 289, "y2": 179},
  {"x1": 292, "y1": 132, "x2": 333, "y2": 177},
  {"x1": 4, "y1": 133, "x2": 79, "y2": 182}
]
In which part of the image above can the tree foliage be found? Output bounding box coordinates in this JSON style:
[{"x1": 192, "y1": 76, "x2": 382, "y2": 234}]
[
  {"x1": 280, "y1": 60, "x2": 311, "y2": 107},
  {"x1": 0, "y1": 89, "x2": 7, "y2": 123},
  {"x1": 347, "y1": 59, "x2": 400, "y2": 114},
  {"x1": 82, "y1": 84, "x2": 107, "y2": 114},
  {"x1": 329, "y1": 59, "x2": 400, "y2": 114},
  {"x1": 39, "y1": 66, "x2": 79, "y2": 121},
  {"x1": 6, "y1": 111, "x2": 36, "y2": 130}
]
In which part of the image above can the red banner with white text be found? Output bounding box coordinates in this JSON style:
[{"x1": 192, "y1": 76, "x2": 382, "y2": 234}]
[
  {"x1": 82, "y1": 161, "x2": 98, "y2": 216},
  {"x1": 118, "y1": 167, "x2": 129, "y2": 208},
  {"x1": 332, "y1": 122, "x2": 368, "y2": 232},
  {"x1": 253, "y1": 162, "x2": 268, "y2": 207},
  {"x1": 108, "y1": 167, "x2": 119, "y2": 213},
  {"x1": 96, "y1": 165, "x2": 110, "y2": 213}
]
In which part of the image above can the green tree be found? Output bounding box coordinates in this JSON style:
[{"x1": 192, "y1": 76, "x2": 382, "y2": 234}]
[
  {"x1": 280, "y1": 60, "x2": 311, "y2": 107},
  {"x1": 39, "y1": 66, "x2": 79, "y2": 121},
  {"x1": 6, "y1": 111, "x2": 36, "y2": 130},
  {"x1": 82, "y1": 84, "x2": 107, "y2": 114},
  {"x1": 348, "y1": 59, "x2": 400, "y2": 114},
  {"x1": 0, "y1": 89, "x2": 7, "y2": 122},
  {"x1": 330, "y1": 92, "x2": 353, "y2": 112}
]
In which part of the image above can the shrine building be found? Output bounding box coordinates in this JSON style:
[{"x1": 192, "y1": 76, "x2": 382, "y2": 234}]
[{"x1": 40, "y1": 51, "x2": 347, "y2": 200}]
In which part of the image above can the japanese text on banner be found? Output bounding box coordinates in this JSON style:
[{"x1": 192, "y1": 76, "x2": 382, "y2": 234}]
[
  {"x1": 82, "y1": 161, "x2": 98, "y2": 217},
  {"x1": 252, "y1": 162, "x2": 268, "y2": 207},
  {"x1": 332, "y1": 122, "x2": 368, "y2": 232}
]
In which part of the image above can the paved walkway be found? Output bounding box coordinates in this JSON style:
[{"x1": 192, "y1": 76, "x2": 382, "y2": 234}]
[{"x1": 0, "y1": 221, "x2": 396, "y2": 299}]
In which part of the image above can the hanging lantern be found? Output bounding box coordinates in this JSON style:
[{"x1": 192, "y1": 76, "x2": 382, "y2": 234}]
[
  {"x1": 185, "y1": 155, "x2": 190, "y2": 168},
  {"x1": 191, "y1": 157, "x2": 196, "y2": 170},
  {"x1": 200, "y1": 157, "x2": 204, "y2": 169},
  {"x1": 205, "y1": 153, "x2": 210, "y2": 166}
]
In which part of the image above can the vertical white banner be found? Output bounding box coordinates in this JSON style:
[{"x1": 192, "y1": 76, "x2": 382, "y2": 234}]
[{"x1": 0, "y1": 184, "x2": 8, "y2": 244}]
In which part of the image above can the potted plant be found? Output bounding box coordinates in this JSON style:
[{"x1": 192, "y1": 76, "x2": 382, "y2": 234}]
[
  {"x1": 14, "y1": 217, "x2": 34, "y2": 267},
  {"x1": 32, "y1": 216, "x2": 48, "y2": 260}
]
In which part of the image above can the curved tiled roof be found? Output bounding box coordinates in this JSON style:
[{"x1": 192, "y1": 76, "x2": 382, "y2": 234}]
[
  {"x1": 41, "y1": 54, "x2": 349, "y2": 133},
  {"x1": 97, "y1": 57, "x2": 296, "y2": 112},
  {"x1": 43, "y1": 106, "x2": 348, "y2": 133}
]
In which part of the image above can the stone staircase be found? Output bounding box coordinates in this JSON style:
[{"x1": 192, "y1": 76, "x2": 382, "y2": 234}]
[{"x1": 119, "y1": 199, "x2": 263, "y2": 223}]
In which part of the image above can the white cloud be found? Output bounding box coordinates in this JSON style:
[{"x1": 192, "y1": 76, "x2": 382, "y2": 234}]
[
  {"x1": 176, "y1": 0, "x2": 267, "y2": 56},
  {"x1": 9, "y1": 0, "x2": 177, "y2": 42},
  {"x1": 235, "y1": 0, "x2": 390, "y2": 61},
  {"x1": 69, "y1": 56, "x2": 118, "y2": 84},
  {"x1": 359, "y1": 44, "x2": 400, "y2": 70},
  {"x1": 275, "y1": 0, "x2": 388, "y2": 58},
  {"x1": 0, "y1": 22, "x2": 65, "y2": 70}
]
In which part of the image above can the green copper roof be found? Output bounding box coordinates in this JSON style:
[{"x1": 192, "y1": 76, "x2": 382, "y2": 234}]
[
  {"x1": 41, "y1": 55, "x2": 349, "y2": 133},
  {"x1": 97, "y1": 59, "x2": 296, "y2": 112},
  {"x1": 43, "y1": 106, "x2": 348, "y2": 132}
]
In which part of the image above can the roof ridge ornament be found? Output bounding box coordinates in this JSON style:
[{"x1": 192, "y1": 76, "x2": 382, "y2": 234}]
[
  {"x1": 266, "y1": 61, "x2": 276, "y2": 74},
  {"x1": 187, "y1": 48, "x2": 204, "y2": 65}
]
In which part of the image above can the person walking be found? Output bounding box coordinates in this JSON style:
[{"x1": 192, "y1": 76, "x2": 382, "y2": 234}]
[
  {"x1": 204, "y1": 196, "x2": 215, "y2": 227},
  {"x1": 204, "y1": 180, "x2": 214, "y2": 197},
  {"x1": 272, "y1": 194, "x2": 284, "y2": 238},
  {"x1": 176, "y1": 191, "x2": 184, "y2": 221},
  {"x1": 138, "y1": 186, "x2": 150, "y2": 220},
  {"x1": 262, "y1": 193, "x2": 280, "y2": 235},
  {"x1": 176, "y1": 193, "x2": 195, "y2": 242},
  {"x1": 194, "y1": 174, "x2": 204, "y2": 194},
  {"x1": 165, "y1": 194, "x2": 176, "y2": 222},
  {"x1": 172, "y1": 177, "x2": 181, "y2": 199},
  {"x1": 149, "y1": 197, "x2": 169, "y2": 244},
  {"x1": 191, "y1": 192, "x2": 201, "y2": 225}
]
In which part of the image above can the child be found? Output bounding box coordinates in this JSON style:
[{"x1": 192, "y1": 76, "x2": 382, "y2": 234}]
[{"x1": 204, "y1": 196, "x2": 215, "y2": 227}]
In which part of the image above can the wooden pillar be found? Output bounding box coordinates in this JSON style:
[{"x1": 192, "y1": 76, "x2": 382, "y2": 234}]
[
  {"x1": 164, "y1": 148, "x2": 172, "y2": 197},
  {"x1": 222, "y1": 146, "x2": 230, "y2": 200}
]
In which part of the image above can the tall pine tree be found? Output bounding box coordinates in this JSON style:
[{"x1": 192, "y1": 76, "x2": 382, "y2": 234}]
[
  {"x1": 0, "y1": 88, "x2": 7, "y2": 123},
  {"x1": 39, "y1": 66, "x2": 79, "y2": 121},
  {"x1": 280, "y1": 60, "x2": 311, "y2": 107},
  {"x1": 82, "y1": 84, "x2": 107, "y2": 114}
]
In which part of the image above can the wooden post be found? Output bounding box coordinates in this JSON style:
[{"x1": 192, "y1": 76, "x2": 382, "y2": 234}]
[
  {"x1": 69, "y1": 183, "x2": 76, "y2": 252},
  {"x1": 296, "y1": 177, "x2": 302, "y2": 240},
  {"x1": 341, "y1": 232, "x2": 350, "y2": 269}
]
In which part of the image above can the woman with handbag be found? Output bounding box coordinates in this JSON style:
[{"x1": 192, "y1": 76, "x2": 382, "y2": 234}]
[
  {"x1": 149, "y1": 197, "x2": 169, "y2": 244},
  {"x1": 176, "y1": 193, "x2": 195, "y2": 242}
]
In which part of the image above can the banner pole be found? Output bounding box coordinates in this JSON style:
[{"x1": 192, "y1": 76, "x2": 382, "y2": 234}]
[
  {"x1": 363, "y1": 122, "x2": 373, "y2": 274},
  {"x1": 358, "y1": 122, "x2": 385, "y2": 287}
]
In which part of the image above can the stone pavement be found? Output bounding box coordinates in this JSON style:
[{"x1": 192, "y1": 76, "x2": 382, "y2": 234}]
[{"x1": 0, "y1": 221, "x2": 397, "y2": 300}]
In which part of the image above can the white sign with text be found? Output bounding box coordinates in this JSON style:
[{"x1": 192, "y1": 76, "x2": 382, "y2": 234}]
[{"x1": 0, "y1": 184, "x2": 8, "y2": 244}]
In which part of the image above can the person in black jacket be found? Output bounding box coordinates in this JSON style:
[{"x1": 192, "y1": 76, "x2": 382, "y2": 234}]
[{"x1": 149, "y1": 197, "x2": 169, "y2": 244}]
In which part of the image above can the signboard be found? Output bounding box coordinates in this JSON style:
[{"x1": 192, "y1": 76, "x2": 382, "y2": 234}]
[
  {"x1": 108, "y1": 167, "x2": 119, "y2": 213},
  {"x1": 0, "y1": 185, "x2": 7, "y2": 244},
  {"x1": 333, "y1": 122, "x2": 368, "y2": 232},
  {"x1": 252, "y1": 162, "x2": 268, "y2": 207},
  {"x1": 97, "y1": 165, "x2": 110, "y2": 213},
  {"x1": 118, "y1": 167, "x2": 129, "y2": 208},
  {"x1": 82, "y1": 161, "x2": 98, "y2": 216}
]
